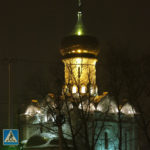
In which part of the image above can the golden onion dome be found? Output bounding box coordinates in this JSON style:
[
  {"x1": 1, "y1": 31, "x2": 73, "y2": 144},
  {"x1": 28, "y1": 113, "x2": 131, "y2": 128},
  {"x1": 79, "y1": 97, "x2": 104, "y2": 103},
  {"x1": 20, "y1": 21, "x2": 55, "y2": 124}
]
[
  {"x1": 60, "y1": 35, "x2": 99, "y2": 58},
  {"x1": 60, "y1": 8, "x2": 99, "y2": 58}
]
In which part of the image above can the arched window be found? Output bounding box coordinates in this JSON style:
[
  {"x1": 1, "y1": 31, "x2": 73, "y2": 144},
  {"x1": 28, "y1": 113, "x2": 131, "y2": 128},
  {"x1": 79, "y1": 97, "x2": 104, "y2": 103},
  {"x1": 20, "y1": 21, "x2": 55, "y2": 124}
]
[
  {"x1": 95, "y1": 86, "x2": 98, "y2": 94},
  {"x1": 72, "y1": 85, "x2": 78, "y2": 93},
  {"x1": 90, "y1": 85, "x2": 94, "y2": 95},
  {"x1": 80, "y1": 85, "x2": 86, "y2": 93}
]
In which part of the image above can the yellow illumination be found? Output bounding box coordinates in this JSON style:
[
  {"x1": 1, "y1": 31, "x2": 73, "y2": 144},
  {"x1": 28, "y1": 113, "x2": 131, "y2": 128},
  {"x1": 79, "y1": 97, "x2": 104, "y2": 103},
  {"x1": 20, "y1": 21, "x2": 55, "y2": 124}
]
[
  {"x1": 83, "y1": 50, "x2": 88, "y2": 53},
  {"x1": 103, "y1": 92, "x2": 108, "y2": 95},
  {"x1": 76, "y1": 58, "x2": 82, "y2": 64},
  {"x1": 95, "y1": 86, "x2": 98, "y2": 94},
  {"x1": 63, "y1": 57, "x2": 97, "y2": 87},
  {"x1": 77, "y1": 49, "x2": 81, "y2": 53},
  {"x1": 94, "y1": 92, "x2": 108, "y2": 103},
  {"x1": 72, "y1": 85, "x2": 78, "y2": 93},
  {"x1": 32, "y1": 99, "x2": 38, "y2": 103},
  {"x1": 77, "y1": 31, "x2": 82, "y2": 35}
]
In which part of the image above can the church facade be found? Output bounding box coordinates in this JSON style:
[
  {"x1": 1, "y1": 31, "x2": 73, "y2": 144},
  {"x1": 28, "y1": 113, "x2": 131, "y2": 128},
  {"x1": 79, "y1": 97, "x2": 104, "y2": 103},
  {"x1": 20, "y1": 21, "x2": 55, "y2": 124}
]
[{"x1": 20, "y1": 3, "x2": 138, "y2": 150}]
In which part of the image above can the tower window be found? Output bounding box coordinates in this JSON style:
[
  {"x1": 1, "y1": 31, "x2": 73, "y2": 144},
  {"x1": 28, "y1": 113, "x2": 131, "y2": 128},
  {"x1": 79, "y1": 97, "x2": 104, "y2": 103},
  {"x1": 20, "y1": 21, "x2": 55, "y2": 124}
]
[
  {"x1": 105, "y1": 132, "x2": 108, "y2": 149},
  {"x1": 76, "y1": 58, "x2": 82, "y2": 64},
  {"x1": 95, "y1": 86, "x2": 98, "y2": 94},
  {"x1": 77, "y1": 49, "x2": 81, "y2": 53},
  {"x1": 80, "y1": 85, "x2": 86, "y2": 93},
  {"x1": 90, "y1": 86, "x2": 94, "y2": 95},
  {"x1": 72, "y1": 85, "x2": 78, "y2": 93}
]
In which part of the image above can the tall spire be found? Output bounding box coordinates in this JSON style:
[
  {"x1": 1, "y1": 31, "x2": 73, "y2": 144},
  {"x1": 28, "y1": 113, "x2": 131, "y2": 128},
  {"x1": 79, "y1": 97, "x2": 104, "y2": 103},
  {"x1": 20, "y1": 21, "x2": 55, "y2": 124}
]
[
  {"x1": 78, "y1": 0, "x2": 82, "y2": 12},
  {"x1": 71, "y1": 0, "x2": 86, "y2": 36}
]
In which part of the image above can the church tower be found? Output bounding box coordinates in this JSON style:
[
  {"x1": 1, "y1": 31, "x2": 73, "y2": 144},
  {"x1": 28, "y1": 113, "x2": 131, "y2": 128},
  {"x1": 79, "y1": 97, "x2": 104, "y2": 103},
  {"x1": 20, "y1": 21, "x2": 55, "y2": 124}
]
[{"x1": 60, "y1": 0, "x2": 99, "y2": 96}]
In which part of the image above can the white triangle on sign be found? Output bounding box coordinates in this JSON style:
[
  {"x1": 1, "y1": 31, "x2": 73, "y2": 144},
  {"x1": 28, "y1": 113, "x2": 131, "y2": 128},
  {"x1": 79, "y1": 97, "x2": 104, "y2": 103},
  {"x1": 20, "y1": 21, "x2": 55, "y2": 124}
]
[{"x1": 4, "y1": 130, "x2": 17, "y2": 143}]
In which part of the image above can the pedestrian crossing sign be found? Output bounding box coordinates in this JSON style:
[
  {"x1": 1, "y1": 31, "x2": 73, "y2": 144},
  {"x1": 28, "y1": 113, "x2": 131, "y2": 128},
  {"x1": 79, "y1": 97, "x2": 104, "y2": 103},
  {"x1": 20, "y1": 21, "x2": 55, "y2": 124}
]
[{"x1": 3, "y1": 129, "x2": 19, "y2": 145}]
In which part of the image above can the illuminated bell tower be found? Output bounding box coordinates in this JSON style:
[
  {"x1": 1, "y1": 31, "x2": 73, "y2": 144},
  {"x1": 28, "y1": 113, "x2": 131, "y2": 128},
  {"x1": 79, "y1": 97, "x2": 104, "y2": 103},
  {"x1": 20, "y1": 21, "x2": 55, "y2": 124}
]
[{"x1": 60, "y1": 1, "x2": 99, "y2": 96}]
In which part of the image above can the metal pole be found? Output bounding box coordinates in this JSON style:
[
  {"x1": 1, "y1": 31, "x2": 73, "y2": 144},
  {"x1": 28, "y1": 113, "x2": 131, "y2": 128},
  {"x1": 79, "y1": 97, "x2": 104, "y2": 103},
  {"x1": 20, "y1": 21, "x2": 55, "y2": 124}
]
[
  {"x1": 8, "y1": 62, "x2": 11, "y2": 128},
  {"x1": 8, "y1": 59, "x2": 13, "y2": 129}
]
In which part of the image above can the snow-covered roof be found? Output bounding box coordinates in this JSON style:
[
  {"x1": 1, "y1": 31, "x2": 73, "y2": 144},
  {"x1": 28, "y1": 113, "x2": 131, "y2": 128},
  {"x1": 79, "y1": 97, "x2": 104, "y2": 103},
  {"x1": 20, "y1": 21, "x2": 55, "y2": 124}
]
[
  {"x1": 96, "y1": 97, "x2": 136, "y2": 115},
  {"x1": 24, "y1": 97, "x2": 136, "y2": 121},
  {"x1": 62, "y1": 101, "x2": 74, "y2": 111},
  {"x1": 25, "y1": 105, "x2": 42, "y2": 116},
  {"x1": 78, "y1": 100, "x2": 95, "y2": 111},
  {"x1": 96, "y1": 97, "x2": 118, "y2": 113},
  {"x1": 121, "y1": 103, "x2": 136, "y2": 115}
]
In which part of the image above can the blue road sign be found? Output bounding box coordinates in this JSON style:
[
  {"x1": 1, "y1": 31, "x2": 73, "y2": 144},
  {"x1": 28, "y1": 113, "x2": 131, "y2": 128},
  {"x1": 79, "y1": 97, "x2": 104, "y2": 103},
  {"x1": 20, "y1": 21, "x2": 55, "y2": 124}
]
[{"x1": 3, "y1": 129, "x2": 19, "y2": 145}]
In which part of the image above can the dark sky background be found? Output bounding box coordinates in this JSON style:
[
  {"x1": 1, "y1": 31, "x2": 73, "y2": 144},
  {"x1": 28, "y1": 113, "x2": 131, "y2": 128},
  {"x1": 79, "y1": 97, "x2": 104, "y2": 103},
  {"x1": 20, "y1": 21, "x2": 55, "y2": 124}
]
[{"x1": 0, "y1": 0, "x2": 150, "y2": 129}]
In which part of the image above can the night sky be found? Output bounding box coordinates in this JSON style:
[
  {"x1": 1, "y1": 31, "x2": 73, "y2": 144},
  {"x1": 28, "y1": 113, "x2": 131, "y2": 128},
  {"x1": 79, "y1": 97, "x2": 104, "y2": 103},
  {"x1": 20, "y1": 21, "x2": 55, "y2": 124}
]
[{"x1": 0, "y1": 0, "x2": 150, "y2": 129}]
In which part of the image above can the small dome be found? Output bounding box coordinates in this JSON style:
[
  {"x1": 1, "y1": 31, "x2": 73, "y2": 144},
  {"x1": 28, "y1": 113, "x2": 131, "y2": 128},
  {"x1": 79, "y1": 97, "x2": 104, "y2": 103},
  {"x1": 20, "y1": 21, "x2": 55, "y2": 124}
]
[
  {"x1": 96, "y1": 98, "x2": 118, "y2": 113},
  {"x1": 62, "y1": 102, "x2": 74, "y2": 111},
  {"x1": 78, "y1": 100, "x2": 95, "y2": 112},
  {"x1": 121, "y1": 103, "x2": 136, "y2": 115},
  {"x1": 26, "y1": 135, "x2": 48, "y2": 146},
  {"x1": 25, "y1": 105, "x2": 41, "y2": 116}
]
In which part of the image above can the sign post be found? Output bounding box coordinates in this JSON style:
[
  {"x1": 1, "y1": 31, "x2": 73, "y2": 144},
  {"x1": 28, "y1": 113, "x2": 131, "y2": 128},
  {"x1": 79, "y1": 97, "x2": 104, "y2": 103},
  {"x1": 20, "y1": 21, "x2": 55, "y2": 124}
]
[{"x1": 3, "y1": 129, "x2": 19, "y2": 146}]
